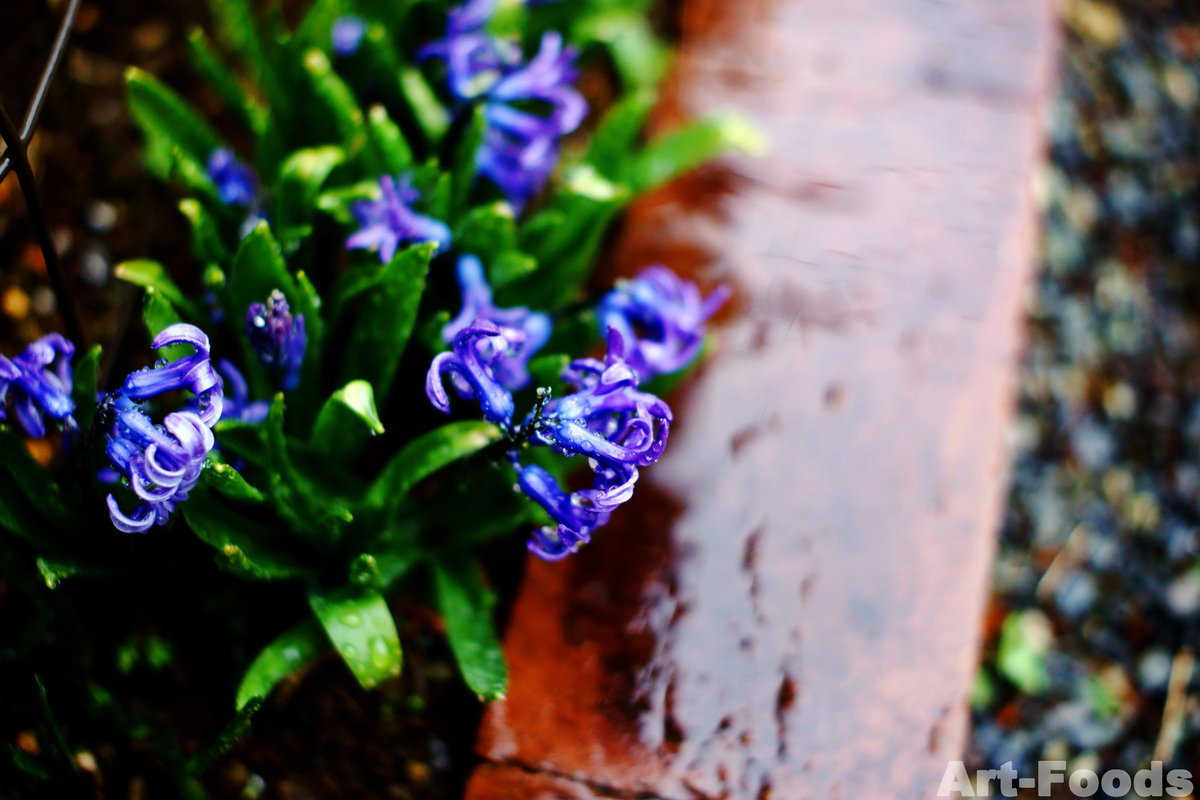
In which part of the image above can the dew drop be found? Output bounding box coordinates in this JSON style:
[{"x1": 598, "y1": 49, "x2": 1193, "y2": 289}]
[
  {"x1": 340, "y1": 613, "x2": 362, "y2": 627},
  {"x1": 341, "y1": 644, "x2": 357, "y2": 659},
  {"x1": 370, "y1": 637, "x2": 391, "y2": 668}
]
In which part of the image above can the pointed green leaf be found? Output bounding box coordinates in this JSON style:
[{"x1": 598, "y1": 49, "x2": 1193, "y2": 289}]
[
  {"x1": 455, "y1": 201, "x2": 517, "y2": 261},
  {"x1": 317, "y1": 179, "x2": 380, "y2": 225},
  {"x1": 574, "y1": 11, "x2": 669, "y2": 92},
  {"x1": 452, "y1": 105, "x2": 486, "y2": 218},
  {"x1": 178, "y1": 199, "x2": 230, "y2": 265},
  {"x1": 630, "y1": 113, "x2": 765, "y2": 193},
  {"x1": 275, "y1": 146, "x2": 345, "y2": 246},
  {"x1": 208, "y1": 0, "x2": 280, "y2": 109},
  {"x1": 433, "y1": 560, "x2": 507, "y2": 700},
  {"x1": 183, "y1": 485, "x2": 313, "y2": 581},
  {"x1": 0, "y1": 429, "x2": 72, "y2": 529},
  {"x1": 263, "y1": 395, "x2": 352, "y2": 544},
  {"x1": 142, "y1": 288, "x2": 191, "y2": 362},
  {"x1": 341, "y1": 242, "x2": 434, "y2": 405},
  {"x1": 201, "y1": 458, "x2": 266, "y2": 503},
  {"x1": 584, "y1": 89, "x2": 655, "y2": 182},
  {"x1": 366, "y1": 421, "x2": 502, "y2": 512},
  {"x1": 213, "y1": 420, "x2": 267, "y2": 466},
  {"x1": 236, "y1": 617, "x2": 328, "y2": 710},
  {"x1": 125, "y1": 66, "x2": 224, "y2": 177},
  {"x1": 399, "y1": 67, "x2": 449, "y2": 144},
  {"x1": 366, "y1": 104, "x2": 413, "y2": 175},
  {"x1": 303, "y1": 49, "x2": 365, "y2": 149},
  {"x1": 71, "y1": 344, "x2": 102, "y2": 433},
  {"x1": 115, "y1": 260, "x2": 203, "y2": 318},
  {"x1": 308, "y1": 586, "x2": 402, "y2": 690},
  {"x1": 310, "y1": 380, "x2": 384, "y2": 461}
]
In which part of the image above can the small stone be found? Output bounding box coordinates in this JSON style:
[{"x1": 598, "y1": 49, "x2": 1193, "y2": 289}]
[
  {"x1": 1064, "y1": 0, "x2": 1126, "y2": 48},
  {"x1": 15, "y1": 730, "x2": 39, "y2": 754},
  {"x1": 2, "y1": 286, "x2": 29, "y2": 319},
  {"x1": 1071, "y1": 417, "x2": 1115, "y2": 471},
  {"x1": 75, "y1": 751, "x2": 98, "y2": 772},
  {"x1": 30, "y1": 286, "x2": 55, "y2": 317},
  {"x1": 1165, "y1": 571, "x2": 1200, "y2": 616},
  {"x1": 1165, "y1": 63, "x2": 1199, "y2": 109},
  {"x1": 1102, "y1": 382, "x2": 1137, "y2": 420},
  {"x1": 1138, "y1": 649, "x2": 1173, "y2": 691},
  {"x1": 85, "y1": 199, "x2": 118, "y2": 233},
  {"x1": 25, "y1": 440, "x2": 53, "y2": 468},
  {"x1": 80, "y1": 242, "x2": 109, "y2": 287},
  {"x1": 1055, "y1": 570, "x2": 1097, "y2": 619},
  {"x1": 406, "y1": 761, "x2": 431, "y2": 783}
]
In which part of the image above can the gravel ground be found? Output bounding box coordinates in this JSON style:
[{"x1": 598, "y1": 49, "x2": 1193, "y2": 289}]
[{"x1": 966, "y1": 0, "x2": 1200, "y2": 788}]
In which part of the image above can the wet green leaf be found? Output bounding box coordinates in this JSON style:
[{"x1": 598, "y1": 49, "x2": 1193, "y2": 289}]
[
  {"x1": 629, "y1": 113, "x2": 765, "y2": 194},
  {"x1": 235, "y1": 618, "x2": 327, "y2": 710},
  {"x1": 308, "y1": 586, "x2": 402, "y2": 690},
  {"x1": 178, "y1": 199, "x2": 230, "y2": 266},
  {"x1": 366, "y1": 104, "x2": 413, "y2": 175},
  {"x1": 275, "y1": 146, "x2": 345, "y2": 247},
  {"x1": 366, "y1": 421, "x2": 503, "y2": 513},
  {"x1": 182, "y1": 485, "x2": 313, "y2": 581},
  {"x1": 125, "y1": 66, "x2": 224, "y2": 179},
  {"x1": 71, "y1": 344, "x2": 102, "y2": 433},
  {"x1": 142, "y1": 288, "x2": 190, "y2": 362},
  {"x1": 340, "y1": 242, "x2": 435, "y2": 405},
  {"x1": 433, "y1": 560, "x2": 507, "y2": 700},
  {"x1": 399, "y1": 67, "x2": 450, "y2": 145},
  {"x1": 310, "y1": 380, "x2": 384, "y2": 461},
  {"x1": 201, "y1": 458, "x2": 266, "y2": 504},
  {"x1": 115, "y1": 260, "x2": 197, "y2": 314},
  {"x1": 304, "y1": 49, "x2": 364, "y2": 149}
]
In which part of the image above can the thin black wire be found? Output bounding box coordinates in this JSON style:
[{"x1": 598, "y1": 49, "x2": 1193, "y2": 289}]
[
  {"x1": 0, "y1": 0, "x2": 82, "y2": 182},
  {"x1": 0, "y1": 103, "x2": 83, "y2": 345},
  {"x1": 0, "y1": 0, "x2": 84, "y2": 346}
]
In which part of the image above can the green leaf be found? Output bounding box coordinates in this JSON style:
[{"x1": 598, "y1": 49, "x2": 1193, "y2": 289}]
[
  {"x1": 310, "y1": 380, "x2": 384, "y2": 461},
  {"x1": 303, "y1": 49, "x2": 365, "y2": 149},
  {"x1": 125, "y1": 65, "x2": 224, "y2": 178},
  {"x1": 366, "y1": 104, "x2": 413, "y2": 175},
  {"x1": 142, "y1": 288, "x2": 190, "y2": 362},
  {"x1": 236, "y1": 617, "x2": 328, "y2": 710},
  {"x1": 182, "y1": 485, "x2": 313, "y2": 581},
  {"x1": 574, "y1": 11, "x2": 669, "y2": 91},
  {"x1": 275, "y1": 146, "x2": 345, "y2": 247},
  {"x1": 308, "y1": 586, "x2": 402, "y2": 690},
  {"x1": 399, "y1": 66, "x2": 449, "y2": 144},
  {"x1": 178, "y1": 199, "x2": 230, "y2": 265},
  {"x1": 201, "y1": 458, "x2": 266, "y2": 503},
  {"x1": 454, "y1": 201, "x2": 517, "y2": 262},
  {"x1": 584, "y1": 89, "x2": 655, "y2": 182},
  {"x1": 71, "y1": 344, "x2": 102, "y2": 433},
  {"x1": 294, "y1": 0, "x2": 355, "y2": 51},
  {"x1": 340, "y1": 242, "x2": 435, "y2": 405},
  {"x1": 186, "y1": 698, "x2": 263, "y2": 775},
  {"x1": 505, "y1": 195, "x2": 620, "y2": 308},
  {"x1": 263, "y1": 395, "x2": 352, "y2": 545},
  {"x1": 452, "y1": 105, "x2": 486, "y2": 219},
  {"x1": 207, "y1": 0, "x2": 282, "y2": 112},
  {"x1": 115, "y1": 260, "x2": 202, "y2": 318},
  {"x1": 366, "y1": 420, "x2": 502, "y2": 513},
  {"x1": 433, "y1": 560, "x2": 507, "y2": 700},
  {"x1": 317, "y1": 179, "x2": 380, "y2": 226},
  {"x1": 630, "y1": 113, "x2": 765, "y2": 194},
  {"x1": 490, "y1": 251, "x2": 538, "y2": 288},
  {"x1": 213, "y1": 420, "x2": 267, "y2": 467}
]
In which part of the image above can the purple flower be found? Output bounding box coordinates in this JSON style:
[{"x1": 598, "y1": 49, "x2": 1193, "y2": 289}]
[
  {"x1": 513, "y1": 327, "x2": 670, "y2": 560},
  {"x1": 331, "y1": 16, "x2": 367, "y2": 57},
  {"x1": 0, "y1": 333, "x2": 76, "y2": 438},
  {"x1": 476, "y1": 32, "x2": 586, "y2": 211},
  {"x1": 533, "y1": 327, "x2": 672, "y2": 468},
  {"x1": 206, "y1": 148, "x2": 258, "y2": 207},
  {"x1": 245, "y1": 290, "x2": 306, "y2": 392},
  {"x1": 426, "y1": 320, "x2": 516, "y2": 427},
  {"x1": 346, "y1": 175, "x2": 451, "y2": 263},
  {"x1": 597, "y1": 266, "x2": 731, "y2": 381},
  {"x1": 216, "y1": 360, "x2": 269, "y2": 424},
  {"x1": 443, "y1": 255, "x2": 551, "y2": 390},
  {"x1": 104, "y1": 324, "x2": 223, "y2": 534},
  {"x1": 421, "y1": 0, "x2": 586, "y2": 211}
]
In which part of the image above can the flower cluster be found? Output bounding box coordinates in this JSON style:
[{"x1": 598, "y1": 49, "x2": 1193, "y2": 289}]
[
  {"x1": 597, "y1": 265, "x2": 731, "y2": 381},
  {"x1": 346, "y1": 175, "x2": 451, "y2": 263},
  {"x1": 443, "y1": 254, "x2": 550, "y2": 391},
  {"x1": 426, "y1": 319, "x2": 517, "y2": 427},
  {"x1": 207, "y1": 148, "x2": 258, "y2": 207},
  {"x1": 421, "y1": 0, "x2": 587, "y2": 211},
  {"x1": 0, "y1": 334, "x2": 76, "y2": 438},
  {"x1": 103, "y1": 324, "x2": 223, "y2": 534},
  {"x1": 245, "y1": 290, "x2": 306, "y2": 392}
]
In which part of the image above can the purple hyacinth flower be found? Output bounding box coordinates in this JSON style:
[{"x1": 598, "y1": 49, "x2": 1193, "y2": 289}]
[
  {"x1": 442, "y1": 255, "x2": 551, "y2": 391},
  {"x1": 104, "y1": 323, "x2": 223, "y2": 533},
  {"x1": 0, "y1": 333, "x2": 76, "y2": 438},
  {"x1": 346, "y1": 175, "x2": 451, "y2": 263},
  {"x1": 245, "y1": 290, "x2": 306, "y2": 392},
  {"x1": 331, "y1": 16, "x2": 367, "y2": 57},
  {"x1": 216, "y1": 360, "x2": 269, "y2": 424},
  {"x1": 533, "y1": 327, "x2": 672, "y2": 468},
  {"x1": 206, "y1": 148, "x2": 258, "y2": 207},
  {"x1": 597, "y1": 265, "x2": 732, "y2": 381},
  {"x1": 476, "y1": 32, "x2": 586, "y2": 211},
  {"x1": 426, "y1": 320, "x2": 516, "y2": 427},
  {"x1": 417, "y1": 0, "x2": 517, "y2": 101}
]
